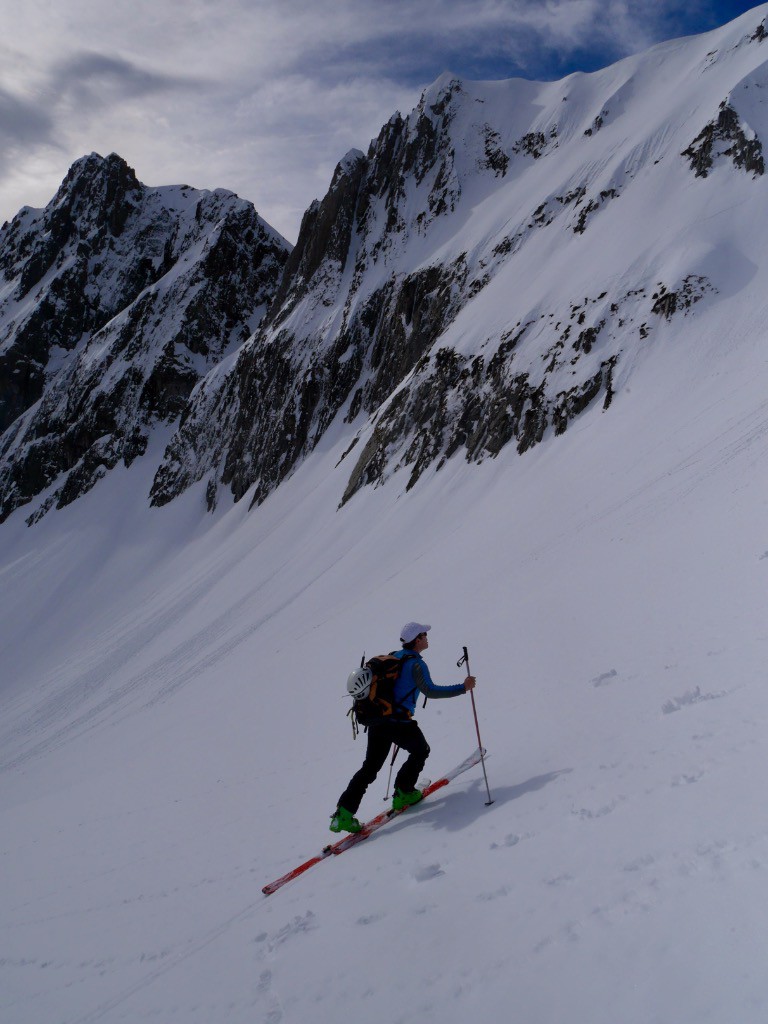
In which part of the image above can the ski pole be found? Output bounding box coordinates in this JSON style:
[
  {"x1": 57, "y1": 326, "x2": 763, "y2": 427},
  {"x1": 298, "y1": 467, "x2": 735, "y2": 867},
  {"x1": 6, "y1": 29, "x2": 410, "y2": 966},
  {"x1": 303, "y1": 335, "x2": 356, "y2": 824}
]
[
  {"x1": 384, "y1": 745, "x2": 399, "y2": 800},
  {"x1": 457, "y1": 646, "x2": 494, "y2": 805}
]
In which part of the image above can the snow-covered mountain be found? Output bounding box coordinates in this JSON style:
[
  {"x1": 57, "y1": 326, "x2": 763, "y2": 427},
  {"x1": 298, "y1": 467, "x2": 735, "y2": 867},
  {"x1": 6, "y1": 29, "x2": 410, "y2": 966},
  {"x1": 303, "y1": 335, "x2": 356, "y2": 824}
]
[
  {"x1": 2, "y1": 7, "x2": 768, "y2": 1024},
  {"x1": 150, "y1": 5, "x2": 768, "y2": 513},
  {"x1": 3, "y1": 7, "x2": 767, "y2": 527},
  {"x1": 0, "y1": 153, "x2": 290, "y2": 523}
]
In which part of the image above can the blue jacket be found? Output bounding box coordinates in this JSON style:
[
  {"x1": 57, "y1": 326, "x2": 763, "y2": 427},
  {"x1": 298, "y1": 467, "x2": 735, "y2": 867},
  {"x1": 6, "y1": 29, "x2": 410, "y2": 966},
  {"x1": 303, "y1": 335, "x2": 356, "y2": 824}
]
[{"x1": 392, "y1": 650, "x2": 465, "y2": 717}]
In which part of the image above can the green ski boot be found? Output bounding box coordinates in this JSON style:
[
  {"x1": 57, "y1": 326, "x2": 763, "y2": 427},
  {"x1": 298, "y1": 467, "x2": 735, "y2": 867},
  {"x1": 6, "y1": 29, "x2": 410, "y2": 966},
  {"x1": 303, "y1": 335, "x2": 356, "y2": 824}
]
[
  {"x1": 329, "y1": 806, "x2": 362, "y2": 834},
  {"x1": 392, "y1": 788, "x2": 424, "y2": 812}
]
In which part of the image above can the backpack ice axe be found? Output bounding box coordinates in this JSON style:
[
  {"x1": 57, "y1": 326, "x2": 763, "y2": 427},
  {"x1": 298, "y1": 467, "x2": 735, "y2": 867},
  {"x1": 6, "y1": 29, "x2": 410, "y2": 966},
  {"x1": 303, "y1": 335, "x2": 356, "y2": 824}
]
[{"x1": 458, "y1": 646, "x2": 494, "y2": 806}]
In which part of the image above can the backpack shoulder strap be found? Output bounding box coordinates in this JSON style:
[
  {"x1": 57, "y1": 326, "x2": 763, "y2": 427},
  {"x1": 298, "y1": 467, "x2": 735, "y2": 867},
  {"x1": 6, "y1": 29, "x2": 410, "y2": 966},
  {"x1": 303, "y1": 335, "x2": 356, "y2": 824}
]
[{"x1": 395, "y1": 651, "x2": 421, "y2": 711}]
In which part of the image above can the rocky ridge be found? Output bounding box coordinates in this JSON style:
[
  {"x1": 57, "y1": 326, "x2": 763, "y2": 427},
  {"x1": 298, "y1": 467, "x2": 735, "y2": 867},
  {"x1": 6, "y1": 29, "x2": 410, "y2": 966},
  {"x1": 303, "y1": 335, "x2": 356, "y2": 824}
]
[{"x1": 0, "y1": 154, "x2": 290, "y2": 522}]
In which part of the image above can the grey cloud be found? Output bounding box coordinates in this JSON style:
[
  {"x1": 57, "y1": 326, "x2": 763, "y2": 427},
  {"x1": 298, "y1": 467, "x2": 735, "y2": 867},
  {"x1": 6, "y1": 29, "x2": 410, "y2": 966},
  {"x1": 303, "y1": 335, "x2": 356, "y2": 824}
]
[
  {"x1": 0, "y1": 47, "x2": 211, "y2": 218},
  {"x1": 0, "y1": 89, "x2": 56, "y2": 179},
  {"x1": 266, "y1": 0, "x2": 725, "y2": 87},
  {"x1": 254, "y1": 1, "x2": 640, "y2": 89},
  {"x1": 0, "y1": 0, "x2": 745, "y2": 237},
  {"x1": 0, "y1": 88, "x2": 54, "y2": 147},
  {"x1": 50, "y1": 51, "x2": 208, "y2": 108}
]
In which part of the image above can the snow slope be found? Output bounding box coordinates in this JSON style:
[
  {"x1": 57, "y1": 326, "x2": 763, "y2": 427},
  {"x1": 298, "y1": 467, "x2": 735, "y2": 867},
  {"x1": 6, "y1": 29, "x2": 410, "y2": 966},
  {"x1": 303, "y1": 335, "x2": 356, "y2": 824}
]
[
  {"x1": 1, "y1": 252, "x2": 767, "y2": 1023},
  {"x1": 2, "y1": 10, "x2": 768, "y2": 1024}
]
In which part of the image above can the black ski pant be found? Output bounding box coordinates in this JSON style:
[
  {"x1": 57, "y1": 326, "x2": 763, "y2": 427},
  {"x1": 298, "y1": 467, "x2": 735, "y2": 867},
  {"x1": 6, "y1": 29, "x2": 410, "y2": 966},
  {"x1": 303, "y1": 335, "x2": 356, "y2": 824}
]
[{"x1": 337, "y1": 720, "x2": 430, "y2": 815}]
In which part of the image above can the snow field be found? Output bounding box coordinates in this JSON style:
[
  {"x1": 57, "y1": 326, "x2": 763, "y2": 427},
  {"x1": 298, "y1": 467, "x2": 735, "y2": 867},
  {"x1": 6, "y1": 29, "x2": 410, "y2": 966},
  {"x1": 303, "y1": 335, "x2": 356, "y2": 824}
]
[{"x1": 2, "y1": 283, "x2": 768, "y2": 1021}]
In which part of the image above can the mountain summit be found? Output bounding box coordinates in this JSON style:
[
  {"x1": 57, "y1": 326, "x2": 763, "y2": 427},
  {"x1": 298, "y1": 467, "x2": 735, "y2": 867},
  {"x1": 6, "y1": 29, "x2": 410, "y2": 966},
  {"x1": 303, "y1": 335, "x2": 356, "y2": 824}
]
[{"x1": 0, "y1": 153, "x2": 290, "y2": 522}]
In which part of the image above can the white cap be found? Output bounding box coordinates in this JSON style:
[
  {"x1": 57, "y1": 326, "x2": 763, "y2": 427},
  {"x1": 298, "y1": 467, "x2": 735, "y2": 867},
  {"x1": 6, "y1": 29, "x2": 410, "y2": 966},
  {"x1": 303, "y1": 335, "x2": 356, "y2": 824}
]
[{"x1": 400, "y1": 622, "x2": 431, "y2": 644}]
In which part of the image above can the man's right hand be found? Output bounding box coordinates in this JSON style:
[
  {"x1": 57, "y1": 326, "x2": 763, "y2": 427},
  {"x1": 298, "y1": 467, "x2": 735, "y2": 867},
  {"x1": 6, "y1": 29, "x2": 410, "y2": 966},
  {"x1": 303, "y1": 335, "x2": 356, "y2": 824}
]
[{"x1": 464, "y1": 676, "x2": 476, "y2": 691}]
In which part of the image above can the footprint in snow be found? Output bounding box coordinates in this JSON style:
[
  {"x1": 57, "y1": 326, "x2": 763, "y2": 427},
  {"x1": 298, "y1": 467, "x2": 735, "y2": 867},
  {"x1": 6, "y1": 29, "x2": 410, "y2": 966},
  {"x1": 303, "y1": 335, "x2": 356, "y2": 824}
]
[
  {"x1": 545, "y1": 873, "x2": 574, "y2": 886},
  {"x1": 592, "y1": 669, "x2": 618, "y2": 687},
  {"x1": 662, "y1": 686, "x2": 725, "y2": 714},
  {"x1": 412, "y1": 863, "x2": 444, "y2": 882},
  {"x1": 672, "y1": 772, "x2": 702, "y2": 786},
  {"x1": 623, "y1": 853, "x2": 655, "y2": 872},
  {"x1": 572, "y1": 797, "x2": 625, "y2": 819},
  {"x1": 267, "y1": 912, "x2": 316, "y2": 952},
  {"x1": 356, "y1": 912, "x2": 385, "y2": 926},
  {"x1": 477, "y1": 885, "x2": 511, "y2": 902},
  {"x1": 489, "y1": 832, "x2": 530, "y2": 849},
  {"x1": 256, "y1": 970, "x2": 284, "y2": 1024}
]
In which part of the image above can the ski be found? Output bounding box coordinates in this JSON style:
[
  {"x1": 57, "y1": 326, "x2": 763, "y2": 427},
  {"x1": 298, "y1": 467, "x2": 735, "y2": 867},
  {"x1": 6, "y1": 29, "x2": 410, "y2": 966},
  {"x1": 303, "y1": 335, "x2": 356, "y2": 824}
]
[
  {"x1": 262, "y1": 747, "x2": 486, "y2": 896},
  {"x1": 332, "y1": 750, "x2": 485, "y2": 853}
]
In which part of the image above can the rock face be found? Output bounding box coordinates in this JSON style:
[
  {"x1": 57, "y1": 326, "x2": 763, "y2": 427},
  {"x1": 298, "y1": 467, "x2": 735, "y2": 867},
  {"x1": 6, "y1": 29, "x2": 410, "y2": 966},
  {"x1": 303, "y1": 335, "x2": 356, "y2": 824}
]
[
  {"x1": 148, "y1": 98, "x2": 486, "y2": 510},
  {"x1": 682, "y1": 101, "x2": 765, "y2": 178},
  {"x1": 0, "y1": 153, "x2": 290, "y2": 522},
  {"x1": 2, "y1": 8, "x2": 768, "y2": 526}
]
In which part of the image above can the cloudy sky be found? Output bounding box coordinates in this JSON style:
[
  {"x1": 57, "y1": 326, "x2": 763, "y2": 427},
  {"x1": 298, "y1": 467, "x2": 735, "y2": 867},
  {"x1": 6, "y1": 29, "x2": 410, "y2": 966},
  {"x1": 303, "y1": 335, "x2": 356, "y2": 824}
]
[{"x1": 0, "y1": 0, "x2": 762, "y2": 242}]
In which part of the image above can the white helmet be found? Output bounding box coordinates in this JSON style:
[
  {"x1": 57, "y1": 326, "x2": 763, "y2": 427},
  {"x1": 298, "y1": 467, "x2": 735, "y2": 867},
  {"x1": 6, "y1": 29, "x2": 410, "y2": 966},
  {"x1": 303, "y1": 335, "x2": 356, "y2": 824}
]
[{"x1": 347, "y1": 665, "x2": 372, "y2": 699}]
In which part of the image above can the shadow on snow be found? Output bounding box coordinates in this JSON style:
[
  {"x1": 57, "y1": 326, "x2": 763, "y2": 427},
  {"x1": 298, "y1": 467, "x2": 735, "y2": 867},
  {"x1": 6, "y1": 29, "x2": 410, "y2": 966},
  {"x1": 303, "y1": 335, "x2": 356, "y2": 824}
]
[{"x1": 380, "y1": 768, "x2": 572, "y2": 837}]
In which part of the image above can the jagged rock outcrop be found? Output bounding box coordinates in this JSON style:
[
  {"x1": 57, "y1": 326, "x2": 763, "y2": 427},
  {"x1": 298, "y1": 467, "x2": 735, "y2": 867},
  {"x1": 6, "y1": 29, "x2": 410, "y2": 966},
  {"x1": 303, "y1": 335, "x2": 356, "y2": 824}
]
[
  {"x1": 682, "y1": 100, "x2": 765, "y2": 178},
  {"x1": 150, "y1": 82, "x2": 480, "y2": 509},
  {"x1": 0, "y1": 153, "x2": 290, "y2": 522}
]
